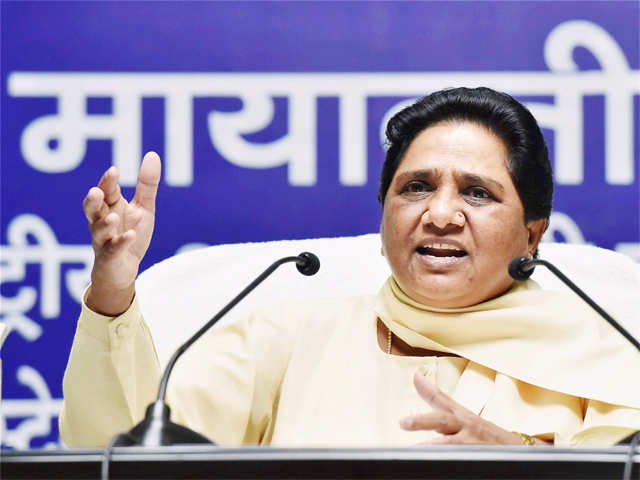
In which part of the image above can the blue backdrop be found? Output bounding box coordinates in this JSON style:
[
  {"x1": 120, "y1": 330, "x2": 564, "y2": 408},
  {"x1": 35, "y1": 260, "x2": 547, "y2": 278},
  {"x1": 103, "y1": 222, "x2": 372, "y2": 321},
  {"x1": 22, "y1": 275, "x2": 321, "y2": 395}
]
[{"x1": 1, "y1": 1, "x2": 638, "y2": 449}]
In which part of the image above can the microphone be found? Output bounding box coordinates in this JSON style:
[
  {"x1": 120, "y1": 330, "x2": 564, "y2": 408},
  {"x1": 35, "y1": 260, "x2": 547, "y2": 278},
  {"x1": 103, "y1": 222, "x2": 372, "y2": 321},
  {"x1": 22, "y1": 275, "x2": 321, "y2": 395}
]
[
  {"x1": 508, "y1": 255, "x2": 640, "y2": 352},
  {"x1": 112, "y1": 252, "x2": 321, "y2": 447},
  {"x1": 508, "y1": 256, "x2": 536, "y2": 281},
  {"x1": 296, "y1": 251, "x2": 320, "y2": 276}
]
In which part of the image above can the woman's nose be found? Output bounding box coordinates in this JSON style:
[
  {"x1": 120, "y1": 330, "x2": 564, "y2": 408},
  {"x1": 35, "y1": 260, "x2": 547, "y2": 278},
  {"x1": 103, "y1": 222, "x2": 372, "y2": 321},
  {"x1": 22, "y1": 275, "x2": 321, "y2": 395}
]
[{"x1": 421, "y1": 190, "x2": 465, "y2": 230}]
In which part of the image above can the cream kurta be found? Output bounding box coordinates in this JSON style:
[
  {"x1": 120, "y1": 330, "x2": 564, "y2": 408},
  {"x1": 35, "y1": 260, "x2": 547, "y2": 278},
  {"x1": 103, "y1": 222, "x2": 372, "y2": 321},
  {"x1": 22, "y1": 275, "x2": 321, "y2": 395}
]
[{"x1": 60, "y1": 292, "x2": 640, "y2": 448}]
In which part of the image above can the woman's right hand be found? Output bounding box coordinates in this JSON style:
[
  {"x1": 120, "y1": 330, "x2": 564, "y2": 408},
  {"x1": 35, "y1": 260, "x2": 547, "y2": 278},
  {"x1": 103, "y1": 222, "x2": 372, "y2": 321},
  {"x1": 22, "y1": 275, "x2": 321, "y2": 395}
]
[{"x1": 82, "y1": 151, "x2": 162, "y2": 316}]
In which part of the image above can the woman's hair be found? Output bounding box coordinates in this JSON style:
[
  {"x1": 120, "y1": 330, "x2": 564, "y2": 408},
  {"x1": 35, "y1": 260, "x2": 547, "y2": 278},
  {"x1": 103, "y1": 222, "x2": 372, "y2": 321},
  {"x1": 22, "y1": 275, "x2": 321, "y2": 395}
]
[{"x1": 378, "y1": 87, "x2": 553, "y2": 223}]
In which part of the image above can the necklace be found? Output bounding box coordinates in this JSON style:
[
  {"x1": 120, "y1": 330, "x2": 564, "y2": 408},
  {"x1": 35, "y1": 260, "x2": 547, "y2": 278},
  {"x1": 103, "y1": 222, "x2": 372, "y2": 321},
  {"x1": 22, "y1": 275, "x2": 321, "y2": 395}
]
[{"x1": 387, "y1": 326, "x2": 392, "y2": 354}]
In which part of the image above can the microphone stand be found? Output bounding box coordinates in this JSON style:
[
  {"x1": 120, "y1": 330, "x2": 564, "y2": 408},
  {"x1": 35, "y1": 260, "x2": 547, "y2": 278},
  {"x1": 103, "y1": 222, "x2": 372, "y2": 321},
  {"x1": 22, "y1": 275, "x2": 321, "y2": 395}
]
[{"x1": 111, "y1": 252, "x2": 320, "y2": 447}]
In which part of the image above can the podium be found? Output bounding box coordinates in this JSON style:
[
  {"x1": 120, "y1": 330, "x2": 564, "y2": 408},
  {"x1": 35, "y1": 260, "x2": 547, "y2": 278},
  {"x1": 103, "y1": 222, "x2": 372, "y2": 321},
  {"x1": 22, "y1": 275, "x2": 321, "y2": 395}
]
[{"x1": 3, "y1": 446, "x2": 639, "y2": 479}]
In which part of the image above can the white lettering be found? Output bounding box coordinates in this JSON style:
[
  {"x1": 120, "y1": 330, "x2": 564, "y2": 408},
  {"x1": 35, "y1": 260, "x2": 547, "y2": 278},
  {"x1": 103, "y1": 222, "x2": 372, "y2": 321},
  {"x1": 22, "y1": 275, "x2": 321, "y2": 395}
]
[
  {"x1": 7, "y1": 21, "x2": 639, "y2": 187},
  {"x1": 1, "y1": 366, "x2": 62, "y2": 449},
  {"x1": 208, "y1": 93, "x2": 317, "y2": 185},
  {"x1": 542, "y1": 211, "x2": 587, "y2": 244},
  {"x1": 544, "y1": 20, "x2": 636, "y2": 185},
  {"x1": 0, "y1": 215, "x2": 93, "y2": 341}
]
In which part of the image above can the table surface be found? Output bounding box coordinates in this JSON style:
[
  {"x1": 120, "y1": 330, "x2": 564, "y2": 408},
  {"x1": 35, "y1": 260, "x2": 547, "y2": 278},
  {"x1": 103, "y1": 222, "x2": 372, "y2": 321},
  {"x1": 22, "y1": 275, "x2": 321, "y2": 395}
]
[{"x1": 3, "y1": 446, "x2": 640, "y2": 480}]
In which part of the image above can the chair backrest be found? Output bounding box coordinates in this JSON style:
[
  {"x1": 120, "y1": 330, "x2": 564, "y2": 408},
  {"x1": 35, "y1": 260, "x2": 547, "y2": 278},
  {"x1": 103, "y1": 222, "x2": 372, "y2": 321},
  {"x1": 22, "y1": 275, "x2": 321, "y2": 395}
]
[{"x1": 136, "y1": 235, "x2": 640, "y2": 365}]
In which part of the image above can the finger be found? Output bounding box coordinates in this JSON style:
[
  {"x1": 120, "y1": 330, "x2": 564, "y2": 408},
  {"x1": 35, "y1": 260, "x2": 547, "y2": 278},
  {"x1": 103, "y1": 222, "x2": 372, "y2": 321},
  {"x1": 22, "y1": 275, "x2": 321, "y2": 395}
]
[
  {"x1": 400, "y1": 412, "x2": 461, "y2": 435},
  {"x1": 94, "y1": 228, "x2": 136, "y2": 260},
  {"x1": 413, "y1": 371, "x2": 460, "y2": 414},
  {"x1": 91, "y1": 212, "x2": 121, "y2": 247},
  {"x1": 132, "y1": 151, "x2": 161, "y2": 212},
  {"x1": 83, "y1": 187, "x2": 110, "y2": 223},
  {"x1": 101, "y1": 229, "x2": 137, "y2": 256},
  {"x1": 97, "y1": 166, "x2": 123, "y2": 207}
]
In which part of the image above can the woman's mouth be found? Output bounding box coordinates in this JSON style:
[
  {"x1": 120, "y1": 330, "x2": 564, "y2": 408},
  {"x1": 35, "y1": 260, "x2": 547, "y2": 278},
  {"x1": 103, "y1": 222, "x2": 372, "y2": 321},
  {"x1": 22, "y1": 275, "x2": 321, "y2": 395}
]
[{"x1": 416, "y1": 243, "x2": 468, "y2": 258}]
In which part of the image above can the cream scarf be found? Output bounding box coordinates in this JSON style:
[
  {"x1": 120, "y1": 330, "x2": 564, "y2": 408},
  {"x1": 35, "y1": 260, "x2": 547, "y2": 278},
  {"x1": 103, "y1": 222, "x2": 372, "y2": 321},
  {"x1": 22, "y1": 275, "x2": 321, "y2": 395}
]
[{"x1": 374, "y1": 277, "x2": 640, "y2": 409}]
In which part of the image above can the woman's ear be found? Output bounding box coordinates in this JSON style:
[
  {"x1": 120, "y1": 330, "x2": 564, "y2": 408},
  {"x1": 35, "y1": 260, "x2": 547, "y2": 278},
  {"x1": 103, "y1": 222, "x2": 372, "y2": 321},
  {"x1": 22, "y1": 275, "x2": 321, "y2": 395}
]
[{"x1": 526, "y1": 218, "x2": 547, "y2": 256}]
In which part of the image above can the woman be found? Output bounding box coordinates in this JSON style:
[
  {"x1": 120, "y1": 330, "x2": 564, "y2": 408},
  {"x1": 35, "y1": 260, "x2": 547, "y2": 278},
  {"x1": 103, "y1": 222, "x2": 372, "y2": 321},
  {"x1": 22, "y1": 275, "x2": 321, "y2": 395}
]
[{"x1": 61, "y1": 87, "x2": 640, "y2": 447}]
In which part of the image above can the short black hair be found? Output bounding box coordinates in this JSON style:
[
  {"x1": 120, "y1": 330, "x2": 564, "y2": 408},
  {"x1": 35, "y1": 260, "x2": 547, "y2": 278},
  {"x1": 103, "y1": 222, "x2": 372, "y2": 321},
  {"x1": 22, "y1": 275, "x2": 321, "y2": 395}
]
[{"x1": 378, "y1": 87, "x2": 553, "y2": 224}]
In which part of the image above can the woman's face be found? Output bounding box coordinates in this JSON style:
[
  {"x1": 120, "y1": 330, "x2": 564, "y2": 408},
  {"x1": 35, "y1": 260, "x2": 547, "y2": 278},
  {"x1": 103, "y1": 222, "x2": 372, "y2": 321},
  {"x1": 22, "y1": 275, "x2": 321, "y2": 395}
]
[{"x1": 380, "y1": 121, "x2": 546, "y2": 308}]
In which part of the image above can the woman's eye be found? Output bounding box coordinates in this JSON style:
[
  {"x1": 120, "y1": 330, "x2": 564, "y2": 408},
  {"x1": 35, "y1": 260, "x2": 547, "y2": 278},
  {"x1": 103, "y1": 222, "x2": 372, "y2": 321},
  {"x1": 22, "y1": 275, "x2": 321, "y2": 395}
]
[
  {"x1": 465, "y1": 187, "x2": 492, "y2": 200},
  {"x1": 403, "y1": 181, "x2": 430, "y2": 193}
]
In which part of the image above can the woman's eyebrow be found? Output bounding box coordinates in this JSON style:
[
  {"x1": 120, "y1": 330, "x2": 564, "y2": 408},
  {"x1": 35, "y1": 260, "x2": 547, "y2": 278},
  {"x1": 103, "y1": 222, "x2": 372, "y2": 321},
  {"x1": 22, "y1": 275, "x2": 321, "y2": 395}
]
[
  {"x1": 459, "y1": 173, "x2": 505, "y2": 194},
  {"x1": 393, "y1": 169, "x2": 437, "y2": 185},
  {"x1": 394, "y1": 169, "x2": 504, "y2": 194}
]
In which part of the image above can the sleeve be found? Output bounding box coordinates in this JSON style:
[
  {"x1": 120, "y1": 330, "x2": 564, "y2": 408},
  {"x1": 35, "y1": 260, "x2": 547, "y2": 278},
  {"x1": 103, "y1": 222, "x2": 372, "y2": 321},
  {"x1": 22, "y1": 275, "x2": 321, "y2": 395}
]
[
  {"x1": 60, "y1": 293, "x2": 299, "y2": 447},
  {"x1": 59, "y1": 294, "x2": 161, "y2": 447},
  {"x1": 569, "y1": 399, "x2": 640, "y2": 446}
]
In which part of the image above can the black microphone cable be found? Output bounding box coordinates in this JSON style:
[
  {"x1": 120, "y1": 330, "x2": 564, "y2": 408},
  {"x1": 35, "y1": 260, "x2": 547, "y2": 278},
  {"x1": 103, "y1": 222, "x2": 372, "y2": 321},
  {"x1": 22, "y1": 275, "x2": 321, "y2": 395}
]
[
  {"x1": 155, "y1": 252, "x2": 319, "y2": 409},
  {"x1": 509, "y1": 256, "x2": 640, "y2": 352},
  {"x1": 510, "y1": 255, "x2": 640, "y2": 479}
]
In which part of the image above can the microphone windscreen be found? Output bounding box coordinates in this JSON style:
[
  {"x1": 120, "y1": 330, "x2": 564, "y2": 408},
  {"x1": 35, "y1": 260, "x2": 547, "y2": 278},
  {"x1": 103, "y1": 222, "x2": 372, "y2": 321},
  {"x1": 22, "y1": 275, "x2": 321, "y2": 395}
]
[
  {"x1": 296, "y1": 252, "x2": 320, "y2": 276},
  {"x1": 508, "y1": 256, "x2": 534, "y2": 280}
]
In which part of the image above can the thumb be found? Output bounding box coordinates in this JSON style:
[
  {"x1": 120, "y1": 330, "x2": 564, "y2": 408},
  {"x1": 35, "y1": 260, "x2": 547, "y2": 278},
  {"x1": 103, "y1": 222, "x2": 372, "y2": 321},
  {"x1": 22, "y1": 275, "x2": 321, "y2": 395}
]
[{"x1": 133, "y1": 151, "x2": 162, "y2": 211}]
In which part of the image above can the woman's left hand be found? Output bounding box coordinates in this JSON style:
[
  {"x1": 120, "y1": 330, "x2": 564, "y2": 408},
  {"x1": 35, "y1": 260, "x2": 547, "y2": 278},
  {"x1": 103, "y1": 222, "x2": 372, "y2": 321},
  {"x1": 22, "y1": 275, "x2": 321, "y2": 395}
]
[{"x1": 400, "y1": 371, "x2": 525, "y2": 445}]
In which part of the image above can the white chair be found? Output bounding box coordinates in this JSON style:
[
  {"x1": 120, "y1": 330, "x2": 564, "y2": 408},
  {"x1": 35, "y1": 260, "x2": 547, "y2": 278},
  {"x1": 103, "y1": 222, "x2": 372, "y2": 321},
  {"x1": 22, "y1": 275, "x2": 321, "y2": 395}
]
[{"x1": 135, "y1": 234, "x2": 640, "y2": 365}]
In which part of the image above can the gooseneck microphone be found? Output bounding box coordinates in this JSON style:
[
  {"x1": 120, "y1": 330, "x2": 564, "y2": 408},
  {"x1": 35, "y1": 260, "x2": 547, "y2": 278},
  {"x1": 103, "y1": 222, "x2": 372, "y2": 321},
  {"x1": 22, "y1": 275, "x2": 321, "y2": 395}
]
[
  {"x1": 111, "y1": 252, "x2": 320, "y2": 447},
  {"x1": 509, "y1": 256, "x2": 640, "y2": 352}
]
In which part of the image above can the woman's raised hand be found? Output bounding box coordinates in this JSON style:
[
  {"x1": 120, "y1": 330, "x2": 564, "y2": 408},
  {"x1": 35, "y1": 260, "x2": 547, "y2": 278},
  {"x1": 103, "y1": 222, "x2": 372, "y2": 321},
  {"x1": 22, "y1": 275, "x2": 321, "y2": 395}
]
[
  {"x1": 82, "y1": 152, "x2": 162, "y2": 316},
  {"x1": 401, "y1": 371, "x2": 539, "y2": 445}
]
